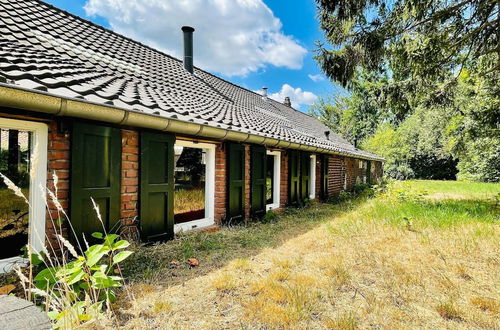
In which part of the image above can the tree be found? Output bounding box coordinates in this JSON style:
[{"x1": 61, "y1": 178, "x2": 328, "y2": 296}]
[
  {"x1": 315, "y1": 0, "x2": 499, "y2": 87},
  {"x1": 314, "y1": 0, "x2": 499, "y2": 182}
]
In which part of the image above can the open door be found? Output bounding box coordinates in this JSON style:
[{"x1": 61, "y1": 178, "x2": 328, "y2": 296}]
[
  {"x1": 140, "y1": 131, "x2": 174, "y2": 241},
  {"x1": 250, "y1": 145, "x2": 267, "y2": 218},
  {"x1": 227, "y1": 142, "x2": 245, "y2": 223},
  {"x1": 71, "y1": 122, "x2": 121, "y2": 240}
]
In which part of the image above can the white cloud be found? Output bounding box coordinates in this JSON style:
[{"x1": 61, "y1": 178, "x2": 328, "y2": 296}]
[
  {"x1": 84, "y1": 0, "x2": 307, "y2": 77},
  {"x1": 266, "y1": 84, "x2": 318, "y2": 109},
  {"x1": 308, "y1": 73, "x2": 325, "y2": 82}
]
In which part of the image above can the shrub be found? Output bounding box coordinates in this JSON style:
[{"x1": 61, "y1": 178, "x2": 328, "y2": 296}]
[
  {"x1": 26, "y1": 233, "x2": 133, "y2": 328},
  {"x1": 261, "y1": 210, "x2": 278, "y2": 223},
  {"x1": 1, "y1": 171, "x2": 133, "y2": 328}
]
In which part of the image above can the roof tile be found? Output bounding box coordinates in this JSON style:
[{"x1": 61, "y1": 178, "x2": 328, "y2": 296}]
[{"x1": 0, "y1": 0, "x2": 382, "y2": 161}]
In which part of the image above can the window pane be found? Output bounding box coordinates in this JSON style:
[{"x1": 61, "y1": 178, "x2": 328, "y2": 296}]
[
  {"x1": 0, "y1": 129, "x2": 31, "y2": 259},
  {"x1": 174, "y1": 146, "x2": 206, "y2": 223},
  {"x1": 266, "y1": 155, "x2": 274, "y2": 204}
]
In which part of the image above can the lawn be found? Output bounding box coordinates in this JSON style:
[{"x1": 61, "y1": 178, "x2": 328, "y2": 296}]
[{"x1": 117, "y1": 180, "x2": 499, "y2": 328}]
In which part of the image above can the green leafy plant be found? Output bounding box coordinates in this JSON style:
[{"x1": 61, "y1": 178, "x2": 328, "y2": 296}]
[
  {"x1": 261, "y1": 210, "x2": 278, "y2": 223},
  {"x1": 28, "y1": 233, "x2": 132, "y2": 328}
]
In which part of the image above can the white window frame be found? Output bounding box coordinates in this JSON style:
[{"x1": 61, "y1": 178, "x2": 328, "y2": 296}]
[
  {"x1": 266, "y1": 150, "x2": 281, "y2": 211},
  {"x1": 0, "y1": 118, "x2": 47, "y2": 273},
  {"x1": 309, "y1": 154, "x2": 316, "y2": 199},
  {"x1": 173, "y1": 140, "x2": 216, "y2": 233}
]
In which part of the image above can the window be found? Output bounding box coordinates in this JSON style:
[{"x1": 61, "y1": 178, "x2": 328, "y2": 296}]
[
  {"x1": 266, "y1": 150, "x2": 281, "y2": 211},
  {"x1": 0, "y1": 118, "x2": 47, "y2": 273},
  {"x1": 173, "y1": 140, "x2": 215, "y2": 233}
]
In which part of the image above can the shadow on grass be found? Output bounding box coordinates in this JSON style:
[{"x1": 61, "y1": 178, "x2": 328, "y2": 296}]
[{"x1": 121, "y1": 197, "x2": 366, "y2": 287}]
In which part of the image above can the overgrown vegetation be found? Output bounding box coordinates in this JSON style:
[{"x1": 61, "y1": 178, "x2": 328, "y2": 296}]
[
  {"x1": 119, "y1": 180, "x2": 499, "y2": 328},
  {"x1": 0, "y1": 172, "x2": 133, "y2": 329},
  {"x1": 22, "y1": 232, "x2": 133, "y2": 328},
  {"x1": 312, "y1": 0, "x2": 499, "y2": 182}
]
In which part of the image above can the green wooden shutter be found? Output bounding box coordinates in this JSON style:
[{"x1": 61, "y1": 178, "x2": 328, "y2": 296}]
[
  {"x1": 288, "y1": 150, "x2": 300, "y2": 206},
  {"x1": 300, "y1": 152, "x2": 310, "y2": 200},
  {"x1": 321, "y1": 154, "x2": 329, "y2": 200},
  {"x1": 71, "y1": 122, "x2": 121, "y2": 240},
  {"x1": 366, "y1": 161, "x2": 372, "y2": 184},
  {"x1": 140, "y1": 131, "x2": 174, "y2": 241},
  {"x1": 250, "y1": 145, "x2": 267, "y2": 217},
  {"x1": 227, "y1": 143, "x2": 245, "y2": 223}
]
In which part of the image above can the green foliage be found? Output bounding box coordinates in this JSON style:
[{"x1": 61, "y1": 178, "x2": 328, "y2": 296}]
[
  {"x1": 261, "y1": 210, "x2": 278, "y2": 223},
  {"x1": 314, "y1": 0, "x2": 498, "y2": 86},
  {"x1": 30, "y1": 233, "x2": 132, "y2": 329},
  {"x1": 314, "y1": 0, "x2": 499, "y2": 182}
]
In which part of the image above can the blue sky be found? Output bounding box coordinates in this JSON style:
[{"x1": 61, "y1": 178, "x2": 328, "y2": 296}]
[{"x1": 43, "y1": 0, "x2": 345, "y2": 111}]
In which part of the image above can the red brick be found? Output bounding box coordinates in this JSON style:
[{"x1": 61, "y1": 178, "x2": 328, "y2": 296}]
[
  {"x1": 50, "y1": 160, "x2": 70, "y2": 169},
  {"x1": 125, "y1": 170, "x2": 138, "y2": 178},
  {"x1": 121, "y1": 194, "x2": 138, "y2": 202},
  {"x1": 50, "y1": 141, "x2": 70, "y2": 150},
  {"x1": 122, "y1": 178, "x2": 138, "y2": 186}
]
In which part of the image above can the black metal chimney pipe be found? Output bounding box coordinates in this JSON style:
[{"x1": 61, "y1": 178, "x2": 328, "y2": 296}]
[{"x1": 182, "y1": 26, "x2": 195, "y2": 73}]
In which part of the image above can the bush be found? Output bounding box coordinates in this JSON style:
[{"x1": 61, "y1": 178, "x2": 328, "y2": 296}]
[
  {"x1": 261, "y1": 210, "x2": 278, "y2": 223},
  {"x1": 0, "y1": 171, "x2": 133, "y2": 329},
  {"x1": 19, "y1": 233, "x2": 133, "y2": 329}
]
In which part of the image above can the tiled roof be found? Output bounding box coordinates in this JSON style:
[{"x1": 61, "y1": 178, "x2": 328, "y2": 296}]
[{"x1": 0, "y1": 0, "x2": 383, "y2": 161}]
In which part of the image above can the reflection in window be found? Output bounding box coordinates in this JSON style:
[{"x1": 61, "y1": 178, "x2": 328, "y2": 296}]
[
  {"x1": 266, "y1": 155, "x2": 274, "y2": 204},
  {"x1": 174, "y1": 146, "x2": 206, "y2": 224},
  {"x1": 0, "y1": 129, "x2": 31, "y2": 259}
]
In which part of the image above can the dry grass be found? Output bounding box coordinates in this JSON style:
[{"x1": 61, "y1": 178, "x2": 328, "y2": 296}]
[
  {"x1": 174, "y1": 187, "x2": 204, "y2": 214},
  {"x1": 118, "y1": 181, "x2": 500, "y2": 329}
]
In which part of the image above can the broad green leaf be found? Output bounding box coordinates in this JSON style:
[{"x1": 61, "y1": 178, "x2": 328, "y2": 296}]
[
  {"x1": 85, "y1": 244, "x2": 109, "y2": 267},
  {"x1": 91, "y1": 232, "x2": 103, "y2": 239},
  {"x1": 103, "y1": 234, "x2": 119, "y2": 247},
  {"x1": 112, "y1": 251, "x2": 133, "y2": 265},
  {"x1": 112, "y1": 240, "x2": 130, "y2": 250},
  {"x1": 66, "y1": 269, "x2": 85, "y2": 285}
]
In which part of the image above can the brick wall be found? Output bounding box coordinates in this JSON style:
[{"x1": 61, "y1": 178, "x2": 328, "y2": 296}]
[
  {"x1": 46, "y1": 120, "x2": 70, "y2": 252},
  {"x1": 214, "y1": 143, "x2": 226, "y2": 224},
  {"x1": 120, "y1": 130, "x2": 139, "y2": 228},
  {"x1": 280, "y1": 151, "x2": 288, "y2": 208},
  {"x1": 327, "y1": 155, "x2": 343, "y2": 196},
  {"x1": 41, "y1": 119, "x2": 384, "y2": 247}
]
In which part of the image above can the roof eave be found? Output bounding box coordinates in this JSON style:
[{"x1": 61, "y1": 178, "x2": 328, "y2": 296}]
[{"x1": 0, "y1": 83, "x2": 384, "y2": 161}]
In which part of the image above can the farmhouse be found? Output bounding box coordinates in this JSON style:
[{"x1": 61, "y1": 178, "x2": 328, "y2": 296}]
[{"x1": 0, "y1": 0, "x2": 383, "y2": 271}]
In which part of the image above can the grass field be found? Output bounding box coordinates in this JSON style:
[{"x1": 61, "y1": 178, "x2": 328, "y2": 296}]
[
  {"x1": 174, "y1": 187, "x2": 205, "y2": 214},
  {"x1": 117, "y1": 180, "x2": 499, "y2": 329}
]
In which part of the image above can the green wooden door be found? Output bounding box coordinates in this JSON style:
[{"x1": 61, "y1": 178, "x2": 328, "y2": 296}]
[
  {"x1": 140, "y1": 131, "x2": 174, "y2": 241},
  {"x1": 321, "y1": 154, "x2": 329, "y2": 200},
  {"x1": 288, "y1": 150, "x2": 300, "y2": 206},
  {"x1": 251, "y1": 145, "x2": 267, "y2": 217},
  {"x1": 71, "y1": 122, "x2": 121, "y2": 240},
  {"x1": 366, "y1": 161, "x2": 372, "y2": 184},
  {"x1": 227, "y1": 143, "x2": 245, "y2": 223},
  {"x1": 300, "y1": 152, "x2": 310, "y2": 200}
]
